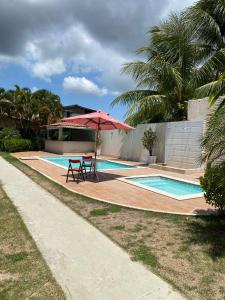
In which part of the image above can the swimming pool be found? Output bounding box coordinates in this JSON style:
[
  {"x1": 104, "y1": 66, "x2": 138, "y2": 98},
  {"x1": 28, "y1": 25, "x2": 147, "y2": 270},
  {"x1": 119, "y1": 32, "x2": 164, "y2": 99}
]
[
  {"x1": 119, "y1": 175, "x2": 204, "y2": 200},
  {"x1": 40, "y1": 156, "x2": 136, "y2": 171}
]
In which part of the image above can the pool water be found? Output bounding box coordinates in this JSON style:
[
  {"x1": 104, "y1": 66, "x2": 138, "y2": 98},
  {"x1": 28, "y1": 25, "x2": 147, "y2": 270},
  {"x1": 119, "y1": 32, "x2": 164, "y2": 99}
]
[
  {"x1": 42, "y1": 156, "x2": 135, "y2": 171},
  {"x1": 127, "y1": 176, "x2": 204, "y2": 197}
]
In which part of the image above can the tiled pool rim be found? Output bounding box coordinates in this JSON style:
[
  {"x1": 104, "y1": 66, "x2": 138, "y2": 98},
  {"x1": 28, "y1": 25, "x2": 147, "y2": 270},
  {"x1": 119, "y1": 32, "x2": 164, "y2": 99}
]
[
  {"x1": 38, "y1": 156, "x2": 139, "y2": 171},
  {"x1": 118, "y1": 174, "x2": 204, "y2": 200},
  {"x1": 13, "y1": 151, "x2": 213, "y2": 216}
]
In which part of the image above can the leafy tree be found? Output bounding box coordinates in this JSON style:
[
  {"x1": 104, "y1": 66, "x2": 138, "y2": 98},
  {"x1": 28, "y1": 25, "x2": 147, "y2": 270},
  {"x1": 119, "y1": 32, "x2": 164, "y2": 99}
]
[{"x1": 0, "y1": 85, "x2": 63, "y2": 137}]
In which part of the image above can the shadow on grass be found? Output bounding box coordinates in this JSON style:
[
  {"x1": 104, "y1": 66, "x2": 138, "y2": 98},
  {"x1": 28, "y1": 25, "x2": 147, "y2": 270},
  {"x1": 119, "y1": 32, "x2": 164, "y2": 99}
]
[{"x1": 184, "y1": 215, "x2": 225, "y2": 260}]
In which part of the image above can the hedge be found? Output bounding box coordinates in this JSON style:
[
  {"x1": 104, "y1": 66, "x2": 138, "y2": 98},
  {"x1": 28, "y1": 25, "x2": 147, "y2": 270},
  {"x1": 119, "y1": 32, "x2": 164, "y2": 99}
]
[
  {"x1": 200, "y1": 163, "x2": 225, "y2": 213},
  {"x1": 3, "y1": 138, "x2": 33, "y2": 152}
]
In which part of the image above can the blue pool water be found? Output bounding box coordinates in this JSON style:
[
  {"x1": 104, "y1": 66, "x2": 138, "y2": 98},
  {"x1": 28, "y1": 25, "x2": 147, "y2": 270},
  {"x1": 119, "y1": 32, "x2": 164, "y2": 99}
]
[
  {"x1": 42, "y1": 156, "x2": 135, "y2": 170},
  {"x1": 127, "y1": 176, "x2": 204, "y2": 196}
]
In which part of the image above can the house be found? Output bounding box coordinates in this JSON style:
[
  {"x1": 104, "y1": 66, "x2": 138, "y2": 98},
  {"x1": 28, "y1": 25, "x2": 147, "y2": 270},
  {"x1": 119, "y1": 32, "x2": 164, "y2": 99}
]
[
  {"x1": 63, "y1": 104, "x2": 96, "y2": 118},
  {"x1": 45, "y1": 104, "x2": 96, "y2": 154}
]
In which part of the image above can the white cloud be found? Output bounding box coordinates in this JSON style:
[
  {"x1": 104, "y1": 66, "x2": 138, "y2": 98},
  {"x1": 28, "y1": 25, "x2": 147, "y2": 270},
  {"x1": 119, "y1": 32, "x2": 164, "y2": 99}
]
[
  {"x1": 0, "y1": 0, "x2": 195, "y2": 91},
  {"x1": 63, "y1": 76, "x2": 107, "y2": 96},
  {"x1": 31, "y1": 58, "x2": 65, "y2": 81}
]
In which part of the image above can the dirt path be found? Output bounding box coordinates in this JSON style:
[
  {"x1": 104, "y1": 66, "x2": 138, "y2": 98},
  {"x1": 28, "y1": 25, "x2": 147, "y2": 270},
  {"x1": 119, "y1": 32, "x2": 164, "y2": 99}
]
[{"x1": 0, "y1": 157, "x2": 184, "y2": 300}]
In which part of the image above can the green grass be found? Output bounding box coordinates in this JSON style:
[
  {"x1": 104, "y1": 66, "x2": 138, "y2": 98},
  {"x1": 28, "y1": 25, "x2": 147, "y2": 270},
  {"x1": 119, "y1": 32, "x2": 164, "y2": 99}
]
[
  {"x1": 90, "y1": 205, "x2": 121, "y2": 216},
  {"x1": 110, "y1": 225, "x2": 125, "y2": 231},
  {"x1": 0, "y1": 180, "x2": 65, "y2": 299},
  {"x1": 2, "y1": 152, "x2": 225, "y2": 300},
  {"x1": 5, "y1": 251, "x2": 28, "y2": 263},
  {"x1": 128, "y1": 223, "x2": 146, "y2": 233},
  {"x1": 131, "y1": 243, "x2": 158, "y2": 268}
]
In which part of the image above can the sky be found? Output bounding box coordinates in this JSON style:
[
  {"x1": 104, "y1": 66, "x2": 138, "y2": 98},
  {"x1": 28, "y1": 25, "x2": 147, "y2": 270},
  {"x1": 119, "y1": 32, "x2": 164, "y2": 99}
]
[{"x1": 0, "y1": 0, "x2": 195, "y2": 120}]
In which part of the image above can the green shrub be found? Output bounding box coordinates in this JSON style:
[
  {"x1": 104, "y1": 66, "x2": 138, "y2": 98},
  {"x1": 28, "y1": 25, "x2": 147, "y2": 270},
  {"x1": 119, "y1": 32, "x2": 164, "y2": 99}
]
[
  {"x1": 0, "y1": 127, "x2": 21, "y2": 140},
  {"x1": 3, "y1": 138, "x2": 32, "y2": 152},
  {"x1": 200, "y1": 164, "x2": 225, "y2": 213},
  {"x1": 0, "y1": 128, "x2": 21, "y2": 150},
  {"x1": 142, "y1": 128, "x2": 156, "y2": 156}
]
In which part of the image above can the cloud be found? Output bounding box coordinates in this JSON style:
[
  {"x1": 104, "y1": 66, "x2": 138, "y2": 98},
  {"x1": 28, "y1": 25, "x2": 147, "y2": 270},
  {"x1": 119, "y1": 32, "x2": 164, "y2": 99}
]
[
  {"x1": 31, "y1": 58, "x2": 65, "y2": 81},
  {"x1": 0, "y1": 0, "x2": 195, "y2": 91},
  {"x1": 63, "y1": 76, "x2": 107, "y2": 96}
]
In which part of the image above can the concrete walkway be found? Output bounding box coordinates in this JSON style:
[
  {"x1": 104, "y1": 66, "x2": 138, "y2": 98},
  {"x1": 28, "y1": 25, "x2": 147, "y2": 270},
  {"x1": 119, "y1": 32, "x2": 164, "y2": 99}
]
[{"x1": 0, "y1": 157, "x2": 184, "y2": 300}]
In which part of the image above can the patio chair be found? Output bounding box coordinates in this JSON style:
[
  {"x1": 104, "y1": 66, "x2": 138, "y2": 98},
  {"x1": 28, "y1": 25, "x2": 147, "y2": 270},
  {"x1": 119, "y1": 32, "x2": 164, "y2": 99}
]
[
  {"x1": 66, "y1": 159, "x2": 85, "y2": 183},
  {"x1": 82, "y1": 156, "x2": 99, "y2": 181},
  {"x1": 82, "y1": 156, "x2": 94, "y2": 176}
]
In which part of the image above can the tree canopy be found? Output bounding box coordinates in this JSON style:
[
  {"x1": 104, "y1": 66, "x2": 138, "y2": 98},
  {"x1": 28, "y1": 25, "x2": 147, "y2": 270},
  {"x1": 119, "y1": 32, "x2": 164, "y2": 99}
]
[
  {"x1": 111, "y1": 0, "x2": 225, "y2": 126},
  {"x1": 0, "y1": 86, "x2": 63, "y2": 136}
]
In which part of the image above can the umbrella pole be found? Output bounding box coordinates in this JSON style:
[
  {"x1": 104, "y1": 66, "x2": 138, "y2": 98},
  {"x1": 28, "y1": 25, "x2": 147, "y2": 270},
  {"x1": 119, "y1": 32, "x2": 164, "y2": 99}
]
[
  {"x1": 94, "y1": 123, "x2": 100, "y2": 160},
  {"x1": 94, "y1": 130, "x2": 97, "y2": 160}
]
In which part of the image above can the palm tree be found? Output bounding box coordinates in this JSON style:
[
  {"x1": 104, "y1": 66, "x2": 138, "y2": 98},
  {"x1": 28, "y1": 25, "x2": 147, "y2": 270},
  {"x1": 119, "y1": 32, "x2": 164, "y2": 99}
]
[
  {"x1": 186, "y1": 1, "x2": 225, "y2": 164},
  {"x1": 0, "y1": 86, "x2": 63, "y2": 136},
  {"x1": 201, "y1": 105, "x2": 225, "y2": 164},
  {"x1": 186, "y1": 0, "x2": 225, "y2": 105},
  {"x1": 32, "y1": 89, "x2": 63, "y2": 125},
  {"x1": 111, "y1": 14, "x2": 206, "y2": 125}
]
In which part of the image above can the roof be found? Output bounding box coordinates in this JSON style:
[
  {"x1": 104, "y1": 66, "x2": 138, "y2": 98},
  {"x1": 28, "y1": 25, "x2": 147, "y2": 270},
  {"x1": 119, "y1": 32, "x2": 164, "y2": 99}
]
[
  {"x1": 63, "y1": 104, "x2": 96, "y2": 113},
  {"x1": 44, "y1": 121, "x2": 90, "y2": 129}
]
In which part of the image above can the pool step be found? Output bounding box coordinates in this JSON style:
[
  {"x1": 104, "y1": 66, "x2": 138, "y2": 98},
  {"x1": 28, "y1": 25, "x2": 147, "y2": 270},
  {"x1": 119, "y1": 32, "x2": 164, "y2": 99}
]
[{"x1": 149, "y1": 164, "x2": 203, "y2": 175}]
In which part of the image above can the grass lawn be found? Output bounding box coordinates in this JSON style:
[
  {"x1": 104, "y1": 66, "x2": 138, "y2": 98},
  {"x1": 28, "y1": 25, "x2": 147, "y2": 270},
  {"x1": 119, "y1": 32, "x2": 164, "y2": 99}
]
[
  {"x1": 0, "y1": 177, "x2": 65, "y2": 299},
  {"x1": 1, "y1": 152, "x2": 225, "y2": 300}
]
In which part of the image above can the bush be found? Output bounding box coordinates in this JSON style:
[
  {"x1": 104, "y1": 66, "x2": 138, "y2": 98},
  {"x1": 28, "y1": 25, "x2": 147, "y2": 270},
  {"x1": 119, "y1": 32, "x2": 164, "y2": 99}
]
[
  {"x1": 3, "y1": 138, "x2": 32, "y2": 152},
  {"x1": 0, "y1": 128, "x2": 21, "y2": 150},
  {"x1": 0, "y1": 127, "x2": 21, "y2": 140},
  {"x1": 200, "y1": 164, "x2": 225, "y2": 213}
]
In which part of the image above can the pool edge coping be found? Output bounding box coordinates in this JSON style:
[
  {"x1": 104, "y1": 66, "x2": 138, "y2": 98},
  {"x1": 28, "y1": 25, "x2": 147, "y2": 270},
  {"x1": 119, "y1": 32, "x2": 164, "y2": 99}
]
[
  {"x1": 117, "y1": 174, "x2": 204, "y2": 201},
  {"x1": 16, "y1": 157, "x2": 209, "y2": 216},
  {"x1": 38, "y1": 156, "x2": 140, "y2": 171}
]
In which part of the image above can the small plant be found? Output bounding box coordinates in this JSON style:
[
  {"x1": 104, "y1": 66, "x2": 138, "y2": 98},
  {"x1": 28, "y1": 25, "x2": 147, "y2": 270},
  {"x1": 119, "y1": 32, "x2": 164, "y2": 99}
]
[
  {"x1": 200, "y1": 163, "x2": 225, "y2": 213},
  {"x1": 142, "y1": 128, "x2": 156, "y2": 156}
]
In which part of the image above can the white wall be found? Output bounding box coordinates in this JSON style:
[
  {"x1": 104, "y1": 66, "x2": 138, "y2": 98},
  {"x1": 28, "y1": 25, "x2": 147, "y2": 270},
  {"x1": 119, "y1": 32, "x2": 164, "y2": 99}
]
[
  {"x1": 164, "y1": 121, "x2": 203, "y2": 168},
  {"x1": 188, "y1": 97, "x2": 223, "y2": 121},
  {"x1": 188, "y1": 98, "x2": 209, "y2": 121},
  {"x1": 101, "y1": 123, "x2": 166, "y2": 163},
  {"x1": 101, "y1": 121, "x2": 203, "y2": 169},
  {"x1": 45, "y1": 140, "x2": 94, "y2": 154}
]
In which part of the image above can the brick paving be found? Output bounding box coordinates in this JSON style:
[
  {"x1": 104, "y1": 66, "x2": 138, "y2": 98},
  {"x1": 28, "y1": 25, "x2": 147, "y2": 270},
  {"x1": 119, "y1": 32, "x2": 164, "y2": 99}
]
[{"x1": 12, "y1": 151, "x2": 212, "y2": 215}]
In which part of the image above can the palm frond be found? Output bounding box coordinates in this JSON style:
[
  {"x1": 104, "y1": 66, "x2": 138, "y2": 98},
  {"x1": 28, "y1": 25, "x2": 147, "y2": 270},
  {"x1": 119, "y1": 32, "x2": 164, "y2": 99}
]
[{"x1": 111, "y1": 90, "x2": 158, "y2": 108}]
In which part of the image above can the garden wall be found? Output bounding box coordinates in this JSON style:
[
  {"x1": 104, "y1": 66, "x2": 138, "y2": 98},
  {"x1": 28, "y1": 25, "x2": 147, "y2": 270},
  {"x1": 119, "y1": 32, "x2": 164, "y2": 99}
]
[{"x1": 101, "y1": 120, "x2": 204, "y2": 169}]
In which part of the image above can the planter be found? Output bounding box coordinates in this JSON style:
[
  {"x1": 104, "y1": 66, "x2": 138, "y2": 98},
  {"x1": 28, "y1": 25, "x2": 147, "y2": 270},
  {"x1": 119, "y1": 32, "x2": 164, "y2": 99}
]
[
  {"x1": 147, "y1": 155, "x2": 157, "y2": 165},
  {"x1": 96, "y1": 146, "x2": 102, "y2": 155}
]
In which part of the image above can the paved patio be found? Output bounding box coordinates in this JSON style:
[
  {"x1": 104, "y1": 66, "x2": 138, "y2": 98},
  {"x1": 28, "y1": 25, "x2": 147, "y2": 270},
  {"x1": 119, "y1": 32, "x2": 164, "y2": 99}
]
[{"x1": 12, "y1": 151, "x2": 212, "y2": 215}]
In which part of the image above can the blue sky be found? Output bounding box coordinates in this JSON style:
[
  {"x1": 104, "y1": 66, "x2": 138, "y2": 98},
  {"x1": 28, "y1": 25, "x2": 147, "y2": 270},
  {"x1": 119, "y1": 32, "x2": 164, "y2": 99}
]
[{"x1": 0, "y1": 0, "x2": 195, "y2": 121}]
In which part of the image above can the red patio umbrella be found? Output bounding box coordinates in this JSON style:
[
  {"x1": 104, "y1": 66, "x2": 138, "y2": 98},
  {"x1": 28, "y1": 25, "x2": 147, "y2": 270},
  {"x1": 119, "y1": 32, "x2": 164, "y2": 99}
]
[{"x1": 63, "y1": 110, "x2": 134, "y2": 159}]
